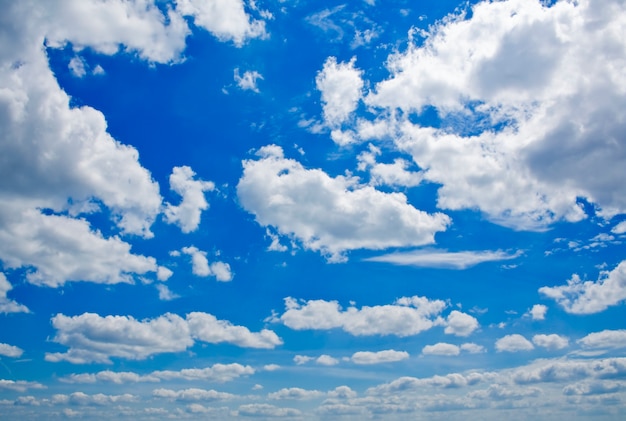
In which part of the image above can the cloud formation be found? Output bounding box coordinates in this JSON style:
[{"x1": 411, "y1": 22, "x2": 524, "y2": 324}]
[
  {"x1": 237, "y1": 145, "x2": 450, "y2": 261},
  {"x1": 46, "y1": 311, "x2": 282, "y2": 363}
]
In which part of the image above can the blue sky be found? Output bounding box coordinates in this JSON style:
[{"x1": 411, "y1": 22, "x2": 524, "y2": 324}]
[{"x1": 1, "y1": 0, "x2": 626, "y2": 419}]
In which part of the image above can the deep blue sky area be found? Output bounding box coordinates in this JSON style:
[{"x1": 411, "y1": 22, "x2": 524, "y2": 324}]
[{"x1": 1, "y1": 1, "x2": 625, "y2": 420}]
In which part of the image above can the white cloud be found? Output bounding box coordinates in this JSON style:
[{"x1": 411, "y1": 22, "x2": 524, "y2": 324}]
[
  {"x1": 422, "y1": 343, "x2": 460, "y2": 356},
  {"x1": 0, "y1": 343, "x2": 23, "y2": 358},
  {"x1": 532, "y1": 334, "x2": 569, "y2": 350},
  {"x1": 495, "y1": 334, "x2": 534, "y2": 352},
  {"x1": 511, "y1": 357, "x2": 626, "y2": 384},
  {"x1": 460, "y1": 343, "x2": 486, "y2": 354},
  {"x1": 293, "y1": 355, "x2": 313, "y2": 365},
  {"x1": 0, "y1": 211, "x2": 158, "y2": 287},
  {"x1": 539, "y1": 260, "x2": 626, "y2": 314},
  {"x1": 357, "y1": 144, "x2": 423, "y2": 187},
  {"x1": 612, "y1": 221, "x2": 626, "y2": 234},
  {"x1": 153, "y1": 363, "x2": 255, "y2": 383},
  {"x1": 351, "y1": 349, "x2": 409, "y2": 365},
  {"x1": 164, "y1": 166, "x2": 214, "y2": 233},
  {"x1": 156, "y1": 284, "x2": 179, "y2": 301},
  {"x1": 578, "y1": 330, "x2": 626, "y2": 350},
  {"x1": 63, "y1": 363, "x2": 254, "y2": 384},
  {"x1": 237, "y1": 145, "x2": 450, "y2": 261},
  {"x1": 186, "y1": 312, "x2": 282, "y2": 349},
  {"x1": 528, "y1": 304, "x2": 547, "y2": 320},
  {"x1": 366, "y1": 249, "x2": 520, "y2": 269},
  {"x1": 274, "y1": 295, "x2": 447, "y2": 337},
  {"x1": 152, "y1": 388, "x2": 235, "y2": 402},
  {"x1": 0, "y1": 380, "x2": 45, "y2": 392},
  {"x1": 181, "y1": 246, "x2": 233, "y2": 281},
  {"x1": 316, "y1": 57, "x2": 363, "y2": 130},
  {"x1": 267, "y1": 387, "x2": 324, "y2": 400},
  {"x1": 176, "y1": 0, "x2": 267, "y2": 46},
  {"x1": 0, "y1": 273, "x2": 28, "y2": 313},
  {"x1": 328, "y1": 386, "x2": 357, "y2": 399},
  {"x1": 444, "y1": 310, "x2": 479, "y2": 337},
  {"x1": 316, "y1": 355, "x2": 339, "y2": 366},
  {"x1": 45, "y1": 311, "x2": 282, "y2": 363},
  {"x1": 68, "y1": 56, "x2": 87, "y2": 77},
  {"x1": 156, "y1": 266, "x2": 173, "y2": 282},
  {"x1": 357, "y1": 0, "x2": 626, "y2": 229},
  {"x1": 235, "y1": 403, "x2": 302, "y2": 418},
  {"x1": 234, "y1": 69, "x2": 263, "y2": 93}
]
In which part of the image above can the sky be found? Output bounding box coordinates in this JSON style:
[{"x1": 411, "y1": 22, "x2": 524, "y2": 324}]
[{"x1": 0, "y1": 0, "x2": 626, "y2": 419}]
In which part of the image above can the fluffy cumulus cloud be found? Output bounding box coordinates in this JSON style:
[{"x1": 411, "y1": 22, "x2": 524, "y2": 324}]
[
  {"x1": 422, "y1": 343, "x2": 460, "y2": 356},
  {"x1": 0, "y1": 0, "x2": 271, "y2": 290},
  {"x1": 45, "y1": 311, "x2": 281, "y2": 363},
  {"x1": 539, "y1": 260, "x2": 626, "y2": 314},
  {"x1": 532, "y1": 334, "x2": 569, "y2": 351},
  {"x1": 237, "y1": 145, "x2": 450, "y2": 261},
  {"x1": 0, "y1": 380, "x2": 45, "y2": 393},
  {"x1": 355, "y1": 0, "x2": 626, "y2": 229},
  {"x1": 267, "y1": 387, "x2": 324, "y2": 400},
  {"x1": 444, "y1": 310, "x2": 479, "y2": 337},
  {"x1": 578, "y1": 329, "x2": 626, "y2": 350},
  {"x1": 0, "y1": 342, "x2": 24, "y2": 358},
  {"x1": 176, "y1": 0, "x2": 267, "y2": 46},
  {"x1": 164, "y1": 166, "x2": 214, "y2": 233},
  {"x1": 273, "y1": 295, "x2": 449, "y2": 337},
  {"x1": 180, "y1": 246, "x2": 233, "y2": 281},
  {"x1": 152, "y1": 388, "x2": 235, "y2": 402},
  {"x1": 316, "y1": 57, "x2": 364, "y2": 143},
  {"x1": 495, "y1": 334, "x2": 535, "y2": 352},
  {"x1": 62, "y1": 363, "x2": 254, "y2": 384},
  {"x1": 528, "y1": 304, "x2": 548, "y2": 320},
  {"x1": 350, "y1": 349, "x2": 409, "y2": 365},
  {"x1": 366, "y1": 249, "x2": 520, "y2": 269},
  {"x1": 0, "y1": 273, "x2": 28, "y2": 313},
  {"x1": 234, "y1": 403, "x2": 302, "y2": 418}
]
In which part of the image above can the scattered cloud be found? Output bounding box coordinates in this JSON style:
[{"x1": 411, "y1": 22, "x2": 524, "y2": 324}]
[
  {"x1": 422, "y1": 343, "x2": 460, "y2": 356},
  {"x1": 351, "y1": 349, "x2": 409, "y2": 365},
  {"x1": 164, "y1": 166, "x2": 214, "y2": 234},
  {"x1": 444, "y1": 310, "x2": 479, "y2": 337},
  {"x1": 528, "y1": 304, "x2": 548, "y2": 321},
  {"x1": 495, "y1": 334, "x2": 534, "y2": 352},
  {"x1": 578, "y1": 329, "x2": 626, "y2": 351},
  {"x1": 273, "y1": 295, "x2": 448, "y2": 337},
  {"x1": 46, "y1": 312, "x2": 282, "y2": 363},
  {"x1": 0, "y1": 342, "x2": 24, "y2": 358},
  {"x1": 268, "y1": 387, "x2": 324, "y2": 400},
  {"x1": 152, "y1": 388, "x2": 235, "y2": 402},
  {"x1": 532, "y1": 334, "x2": 569, "y2": 351},
  {"x1": 234, "y1": 69, "x2": 264, "y2": 93},
  {"x1": 539, "y1": 260, "x2": 626, "y2": 314},
  {"x1": 180, "y1": 246, "x2": 233, "y2": 281},
  {"x1": 366, "y1": 249, "x2": 520, "y2": 269}
]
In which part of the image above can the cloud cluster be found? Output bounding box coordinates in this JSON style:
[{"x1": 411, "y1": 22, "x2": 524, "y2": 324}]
[
  {"x1": 273, "y1": 295, "x2": 478, "y2": 337},
  {"x1": 180, "y1": 246, "x2": 233, "y2": 281},
  {"x1": 237, "y1": 145, "x2": 450, "y2": 261},
  {"x1": 345, "y1": 0, "x2": 626, "y2": 230},
  {"x1": 539, "y1": 260, "x2": 626, "y2": 314},
  {"x1": 46, "y1": 312, "x2": 282, "y2": 363}
]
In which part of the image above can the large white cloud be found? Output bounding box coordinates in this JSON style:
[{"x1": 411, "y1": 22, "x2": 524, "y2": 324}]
[
  {"x1": 46, "y1": 311, "x2": 282, "y2": 363},
  {"x1": 578, "y1": 330, "x2": 626, "y2": 350},
  {"x1": 237, "y1": 145, "x2": 450, "y2": 261},
  {"x1": 532, "y1": 334, "x2": 569, "y2": 351},
  {"x1": 272, "y1": 295, "x2": 456, "y2": 337},
  {"x1": 539, "y1": 260, "x2": 626, "y2": 314},
  {"x1": 0, "y1": 0, "x2": 269, "y2": 289},
  {"x1": 355, "y1": 0, "x2": 626, "y2": 229}
]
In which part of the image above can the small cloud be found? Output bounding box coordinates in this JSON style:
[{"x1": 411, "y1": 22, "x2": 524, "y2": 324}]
[
  {"x1": 366, "y1": 249, "x2": 521, "y2": 269},
  {"x1": 156, "y1": 284, "x2": 179, "y2": 301},
  {"x1": 527, "y1": 304, "x2": 547, "y2": 320},
  {"x1": 495, "y1": 334, "x2": 534, "y2": 352},
  {"x1": 234, "y1": 68, "x2": 263, "y2": 93},
  {"x1": 68, "y1": 56, "x2": 87, "y2": 77}
]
